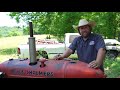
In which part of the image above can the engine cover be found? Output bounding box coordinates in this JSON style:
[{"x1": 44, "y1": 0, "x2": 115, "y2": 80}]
[{"x1": 0, "y1": 59, "x2": 106, "y2": 78}]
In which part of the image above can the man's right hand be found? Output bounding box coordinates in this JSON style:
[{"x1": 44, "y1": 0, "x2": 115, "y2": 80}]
[{"x1": 53, "y1": 54, "x2": 64, "y2": 60}]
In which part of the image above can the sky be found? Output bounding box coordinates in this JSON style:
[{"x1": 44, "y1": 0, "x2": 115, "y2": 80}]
[{"x1": 0, "y1": 12, "x2": 27, "y2": 27}]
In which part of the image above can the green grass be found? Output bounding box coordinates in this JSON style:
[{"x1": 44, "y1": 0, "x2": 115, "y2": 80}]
[
  {"x1": 104, "y1": 57, "x2": 120, "y2": 78},
  {"x1": 0, "y1": 35, "x2": 49, "y2": 62},
  {"x1": 0, "y1": 35, "x2": 120, "y2": 78}
]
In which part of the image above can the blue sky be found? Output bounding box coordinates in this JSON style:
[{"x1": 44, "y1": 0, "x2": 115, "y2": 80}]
[{"x1": 0, "y1": 12, "x2": 26, "y2": 27}]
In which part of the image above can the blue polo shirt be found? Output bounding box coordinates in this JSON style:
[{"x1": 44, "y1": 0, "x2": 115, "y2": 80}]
[{"x1": 69, "y1": 33, "x2": 106, "y2": 71}]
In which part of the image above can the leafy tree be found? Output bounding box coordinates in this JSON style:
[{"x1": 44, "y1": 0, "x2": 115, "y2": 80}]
[
  {"x1": 8, "y1": 12, "x2": 120, "y2": 40},
  {"x1": 0, "y1": 26, "x2": 23, "y2": 37}
]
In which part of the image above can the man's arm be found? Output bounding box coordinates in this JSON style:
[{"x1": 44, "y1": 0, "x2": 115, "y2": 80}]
[
  {"x1": 52, "y1": 48, "x2": 73, "y2": 60},
  {"x1": 96, "y1": 48, "x2": 106, "y2": 66},
  {"x1": 61, "y1": 48, "x2": 73, "y2": 58},
  {"x1": 89, "y1": 48, "x2": 106, "y2": 68},
  {"x1": 53, "y1": 36, "x2": 78, "y2": 60}
]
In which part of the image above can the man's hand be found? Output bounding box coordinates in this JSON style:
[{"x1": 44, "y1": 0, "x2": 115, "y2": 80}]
[
  {"x1": 88, "y1": 60, "x2": 100, "y2": 69},
  {"x1": 52, "y1": 48, "x2": 73, "y2": 60},
  {"x1": 52, "y1": 54, "x2": 64, "y2": 60}
]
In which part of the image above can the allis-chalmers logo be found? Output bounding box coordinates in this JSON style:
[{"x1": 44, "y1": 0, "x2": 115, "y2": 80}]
[{"x1": 10, "y1": 69, "x2": 54, "y2": 77}]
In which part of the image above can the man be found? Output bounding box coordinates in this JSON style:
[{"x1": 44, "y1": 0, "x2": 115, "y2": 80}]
[{"x1": 53, "y1": 19, "x2": 106, "y2": 72}]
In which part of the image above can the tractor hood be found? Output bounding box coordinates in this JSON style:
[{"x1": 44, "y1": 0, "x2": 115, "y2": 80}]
[{"x1": 0, "y1": 58, "x2": 106, "y2": 78}]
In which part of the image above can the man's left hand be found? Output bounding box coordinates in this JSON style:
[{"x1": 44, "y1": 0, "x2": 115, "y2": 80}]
[{"x1": 88, "y1": 60, "x2": 100, "y2": 69}]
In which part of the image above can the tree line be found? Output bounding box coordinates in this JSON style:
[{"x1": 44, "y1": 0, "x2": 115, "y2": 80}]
[
  {"x1": 0, "y1": 26, "x2": 23, "y2": 37},
  {"x1": 9, "y1": 12, "x2": 120, "y2": 40}
]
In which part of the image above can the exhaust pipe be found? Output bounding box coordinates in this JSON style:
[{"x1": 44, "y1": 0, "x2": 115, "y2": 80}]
[{"x1": 29, "y1": 22, "x2": 37, "y2": 65}]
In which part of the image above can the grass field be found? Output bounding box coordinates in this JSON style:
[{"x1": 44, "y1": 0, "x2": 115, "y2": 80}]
[
  {"x1": 0, "y1": 35, "x2": 48, "y2": 62},
  {"x1": 0, "y1": 35, "x2": 120, "y2": 78}
]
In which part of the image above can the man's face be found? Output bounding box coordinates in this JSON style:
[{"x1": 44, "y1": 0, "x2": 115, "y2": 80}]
[{"x1": 78, "y1": 25, "x2": 91, "y2": 38}]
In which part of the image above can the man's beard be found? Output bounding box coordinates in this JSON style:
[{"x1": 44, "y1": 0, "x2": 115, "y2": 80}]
[
  {"x1": 78, "y1": 31, "x2": 91, "y2": 38},
  {"x1": 78, "y1": 30, "x2": 91, "y2": 38}
]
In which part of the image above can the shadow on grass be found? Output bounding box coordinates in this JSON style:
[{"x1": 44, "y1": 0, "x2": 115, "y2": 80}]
[{"x1": 0, "y1": 48, "x2": 17, "y2": 55}]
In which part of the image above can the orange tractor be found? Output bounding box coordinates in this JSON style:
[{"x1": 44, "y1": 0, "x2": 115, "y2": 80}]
[{"x1": 0, "y1": 22, "x2": 106, "y2": 78}]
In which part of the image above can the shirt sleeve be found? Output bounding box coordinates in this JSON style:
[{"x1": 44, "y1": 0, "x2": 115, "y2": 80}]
[
  {"x1": 95, "y1": 35, "x2": 106, "y2": 51},
  {"x1": 68, "y1": 37, "x2": 78, "y2": 53}
]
